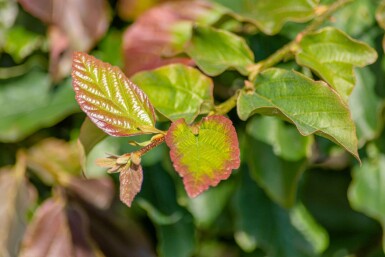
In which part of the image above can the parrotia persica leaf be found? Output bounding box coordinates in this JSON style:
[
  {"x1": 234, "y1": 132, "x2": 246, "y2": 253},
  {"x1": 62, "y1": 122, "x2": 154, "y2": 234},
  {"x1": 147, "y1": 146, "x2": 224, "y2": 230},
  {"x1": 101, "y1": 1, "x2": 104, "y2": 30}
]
[
  {"x1": 119, "y1": 163, "x2": 143, "y2": 207},
  {"x1": 165, "y1": 115, "x2": 240, "y2": 197},
  {"x1": 131, "y1": 64, "x2": 214, "y2": 124},
  {"x1": 296, "y1": 27, "x2": 377, "y2": 102},
  {"x1": 237, "y1": 68, "x2": 360, "y2": 162},
  {"x1": 185, "y1": 25, "x2": 254, "y2": 76},
  {"x1": 72, "y1": 52, "x2": 156, "y2": 136},
  {"x1": 217, "y1": 0, "x2": 318, "y2": 35}
]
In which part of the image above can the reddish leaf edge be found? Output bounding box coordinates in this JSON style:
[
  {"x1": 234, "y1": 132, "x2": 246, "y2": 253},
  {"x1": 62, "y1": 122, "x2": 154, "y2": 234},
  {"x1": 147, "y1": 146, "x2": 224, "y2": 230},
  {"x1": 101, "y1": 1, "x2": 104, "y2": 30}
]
[
  {"x1": 165, "y1": 115, "x2": 240, "y2": 198},
  {"x1": 72, "y1": 51, "x2": 158, "y2": 137}
]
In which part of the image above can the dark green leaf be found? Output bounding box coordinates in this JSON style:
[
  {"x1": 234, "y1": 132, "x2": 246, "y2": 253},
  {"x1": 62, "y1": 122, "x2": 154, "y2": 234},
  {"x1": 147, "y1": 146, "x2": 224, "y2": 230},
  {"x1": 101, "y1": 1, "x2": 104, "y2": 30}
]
[
  {"x1": 237, "y1": 68, "x2": 360, "y2": 161},
  {"x1": 296, "y1": 27, "x2": 377, "y2": 101},
  {"x1": 185, "y1": 25, "x2": 254, "y2": 76},
  {"x1": 131, "y1": 64, "x2": 214, "y2": 123}
]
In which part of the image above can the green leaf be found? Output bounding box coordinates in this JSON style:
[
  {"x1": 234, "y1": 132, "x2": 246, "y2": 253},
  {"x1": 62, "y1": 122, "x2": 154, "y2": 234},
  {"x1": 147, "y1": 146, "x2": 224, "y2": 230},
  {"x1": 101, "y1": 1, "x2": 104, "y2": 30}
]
[
  {"x1": 376, "y1": 0, "x2": 385, "y2": 31},
  {"x1": 247, "y1": 116, "x2": 312, "y2": 161},
  {"x1": 234, "y1": 169, "x2": 324, "y2": 256},
  {"x1": 72, "y1": 52, "x2": 156, "y2": 137},
  {"x1": 349, "y1": 68, "x2": 383, "y2": 146},
  {"x1": 348, "y1": 155, "x2": 385, "y2": 252},
  {"x1": 140, "y1": 165, "x2": 195, "y2": 257},
  {"x1": 296, "y1": 27, "x2": 377, "y2": 101},
  {"x1": 211, "y1": 0, "x2": 318, "y2": 35},
  {"x1": 3, "y1": 26, "x2": 43, "y2": 63},
  {"x1": 0, "y1": 71, "x2": 80, "y2": 142},
  {"x1": 165, "y1": 115, "x2": 240, "y2": 197},
  {"x1": 245, "y1": 127, "x2": 308, "y2": 208},
  {"x1": 185, "y1": 25, "x2": 254, "y2": 76},
  {"x1": 131, "y1": 64, "x2": 214, "y2": 124},
  {"x1": 237, "y1": 68, "x2": 360, "y2": 162}
]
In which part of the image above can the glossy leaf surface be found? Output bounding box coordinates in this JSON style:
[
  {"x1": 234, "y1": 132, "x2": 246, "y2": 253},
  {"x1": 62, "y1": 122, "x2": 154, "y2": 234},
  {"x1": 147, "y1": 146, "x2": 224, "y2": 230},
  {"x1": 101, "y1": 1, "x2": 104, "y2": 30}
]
[
  {"x1": 348, "y1": 155, "x2": 385, "y2": 251},
  {"x1": 212, "y1": 0, "x2": 318, "y2": 35},
  {"x1": 131, "y1": 64, "x2": 214, "y2": 123},
  {"x1": 72, "y1": 52, "x2": 156, "y2": 137},
  {"x1": 185, "y1": 25, "x2": 254, "y2": 76},
  {"x1": 166, "y1": 115, "x2": 240, "y2": 197},
  {"x1": 119, "y1": 164, "x2": 143, "y2": 207},
  {"x1": 237, "y1": 68, "x2": 359, "y2": 161},
  {"x1": 296, "y1": 27, "x2": 377, "y2": 101}
]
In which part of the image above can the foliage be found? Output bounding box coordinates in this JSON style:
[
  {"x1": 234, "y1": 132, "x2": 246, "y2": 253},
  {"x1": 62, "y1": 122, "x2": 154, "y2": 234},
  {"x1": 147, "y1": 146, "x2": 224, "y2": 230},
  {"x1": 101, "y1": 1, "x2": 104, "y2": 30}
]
[{"x1": 1, "y1": 0, "x2": 385, "y2": 257}]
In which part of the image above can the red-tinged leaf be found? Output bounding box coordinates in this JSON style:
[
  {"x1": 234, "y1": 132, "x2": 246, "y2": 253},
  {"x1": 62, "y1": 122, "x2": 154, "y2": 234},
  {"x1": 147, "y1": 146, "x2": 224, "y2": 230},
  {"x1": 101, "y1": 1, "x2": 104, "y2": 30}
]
[
  {"x1": 72, "y1": 52, "x2": 157, "y2": 137},
  {"x1": 68, "y1": 177, "x2": 114, "y2": 209},
  {"x1": 119, "y1": 164, "x2": 143, "y2": 207},
  {"x1": 18, "y1": 0, "x2": 110, "y2": 81},
  {"x1": 165, "y1": 115, "x2": 240, "y2": 197},
  {"x1": 122, "y1": 1, "x2": 224, "y2": 76}
]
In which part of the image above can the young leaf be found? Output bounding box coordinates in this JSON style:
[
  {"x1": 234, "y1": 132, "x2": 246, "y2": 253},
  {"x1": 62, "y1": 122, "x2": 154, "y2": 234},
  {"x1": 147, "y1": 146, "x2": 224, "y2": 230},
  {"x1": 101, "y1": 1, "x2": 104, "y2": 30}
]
[
  {"x1": 165, "y1": 115, "x2": 240, "y2": 197},
  {"x1": 131, "y1": 64, "x2": 214, "y2": 124},
  {"x1": 215, "y1": 0, "x2": 318, "y2": 35},
  {"x1": 185, "y1": 25, "x2": 254, "y2": 76},
  {"x1": 237, "y1": 68, "x2": 360, "y2": 161},
  {"x1": 72, "y1": 52, "x2": 156, "y2": 137},
  {"x1": 296, "y1": 27, "x2": 377, "y2": 102},
  {"x1": 119, "y1": 163, "x2": 143, "y2": 207}
]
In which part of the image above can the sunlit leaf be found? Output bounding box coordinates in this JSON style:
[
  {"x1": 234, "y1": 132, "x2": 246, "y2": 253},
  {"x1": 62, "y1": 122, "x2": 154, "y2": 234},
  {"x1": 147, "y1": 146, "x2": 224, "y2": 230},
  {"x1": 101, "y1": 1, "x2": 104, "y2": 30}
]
[
  {"x1": 0, "y1": 0, "x2": 18, "y2": 47},
  {"x1": 296, "y1": 27, "x2": 377, "y2": 101},
  {"x1": 122, "y1": 0, "x2": 225, "y2": 76},
  {"x1": 119, "y1": 163, "x2": 143, "y2": 207},
  {"x1": 72, "y1": 52, "x2": 157, "y2": 137},
  {"x1": 233, "y1": 169, "x2": 326, "y2": 255},
  {"x1": 185, "y1": 25, "x2": 254, "y2": 76},
  {"x1": 376, "y1": 0, "x2": 385, "y2": 30},
  {"x1": 237, "y1": 68, "x2": 360, "y2": 162},
  {"x1": 131, "y1": 64, "x2": 214, "y2": 123},
  {"x1": 0, "y1": 152, "x2": 33, "y2": 257},
  {"x1": 165, "y1": 115, "x2": 240, "y2": 197},
  {"x1": 348, "y1": 155, "x2": 385, "y2": 252},
  {"x1": 0, "y1": 71, "x2": 79, "y2": 143},
  {"x1": 211, "y1": 0, "x2": 318, "y2": 35}
]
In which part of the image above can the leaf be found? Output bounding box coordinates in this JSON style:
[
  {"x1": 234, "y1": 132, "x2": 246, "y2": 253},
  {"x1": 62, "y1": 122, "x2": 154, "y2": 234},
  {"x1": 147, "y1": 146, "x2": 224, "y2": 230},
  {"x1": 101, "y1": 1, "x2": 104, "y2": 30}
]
[
  {"x1": 349, "y1": 67, "x2": 383, "y2": 146},
  {"x1": 131, "y1": 64, "x2": 214, "y2": 123},
  {"x1": 3, "y1": 26, "x2": 43, "y2": 62},
  {"x1": 234, "y1": 169, "x2": 326, "y2": 256},
  {"x1": 0, "y1": 151, "x2": 34, "y2": 257},
  {"x1": 122, "y1": 0, "x2": 225, "y2": 76},
  {"x1": 246, "y1": 116, "x2": 312, "y2": 161},
  {"x1": 245, "y1": 126, "x2": 308, "y2": 208},
  {"x1": 185, "y1": 25, "x2": 254, "y2": 76},
  {"x1": 377, "y1": 0, "x2": 385, "y2": 30},
  {"x1": 237, "y1": 68, "x2": 360, "y2": 162},
  {"x1": 0, "y1": 0, "x2": 18, "y2": 47},
  {"x1": 296, "y1": 27, "x2": 377, "y2": 101},
  {"x1": 139, "y1": 165, "x2": 195, "y2": 257},
  {"x1": 119, "y1": 163, "x2": 143, "y2": 207},
  {"x1": 0, "y1": 71, "x2": 80, "y2": 142},
  {"x1": 72, "y1": 52, "x2": 156, "y2": 137},
  {"x1": 18, "y1": 0, "x2": 110, "y2": 81},
  {"x1": 19, "y1": 198, "x2": 105, "y2": 257},
  {"x1": 212, "y1": 0, "x2": 318, "y2": 35},
  {"x1": 348, "y1": 155, "x2": 385, "y2": 252},
  {"x1": 165, "y1": 115, "x2": 240, "y2": 197}
]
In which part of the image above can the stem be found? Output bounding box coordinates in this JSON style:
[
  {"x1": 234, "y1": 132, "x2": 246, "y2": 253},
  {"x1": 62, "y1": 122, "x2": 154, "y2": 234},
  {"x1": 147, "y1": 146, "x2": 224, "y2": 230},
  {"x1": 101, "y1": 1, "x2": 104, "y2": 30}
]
[
  {"x1": 137, "y1": 134, "x2": 165, "y2": 156},
  {"x1": 247, "y1": 0, "x2": 353, "y2": 82},
  {"x1": 212, "y1": 0, "x2": 352, "y2": 115}
]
